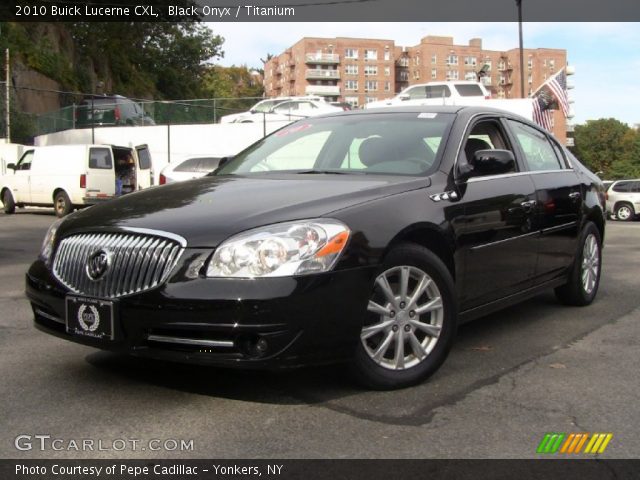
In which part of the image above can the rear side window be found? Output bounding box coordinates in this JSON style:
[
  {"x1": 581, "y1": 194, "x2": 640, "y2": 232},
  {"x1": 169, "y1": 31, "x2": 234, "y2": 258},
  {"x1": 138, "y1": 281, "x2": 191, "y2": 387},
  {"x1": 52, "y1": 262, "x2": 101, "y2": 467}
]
[
  {"x1": 137, "y1": 147, "x2": 151, "y2": 170},
  {"x1": 197, "y1": 158, "x2": 222, "y2": 172},
  {"x1": 507, "y1": 120, "x2": 563, "y2": 171},
  {"x1": 633, "y1": 182, "x2": 640, "y2": 193},
  {"x1": 89, "y1": 148, "x2": 113, "y2": 169},
  {"x1": 174, "y1": 158, "x2": 203, "y2": 172},
  {"x1": 455, "y1": 84, "x2": 484, "y2": 97},
  {"x1": 612, "y1": 181, "x2": 632, "y2": 193}
]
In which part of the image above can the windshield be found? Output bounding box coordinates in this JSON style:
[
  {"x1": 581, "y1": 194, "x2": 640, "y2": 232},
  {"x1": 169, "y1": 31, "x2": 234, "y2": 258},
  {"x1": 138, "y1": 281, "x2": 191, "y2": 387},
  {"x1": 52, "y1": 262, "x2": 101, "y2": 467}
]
[
  {"x1": 252, "y1": 100, "x2": 285, "y2": 113},
  {"x1": 216, "y1": 112, "x2": 455, "y2": 177}
]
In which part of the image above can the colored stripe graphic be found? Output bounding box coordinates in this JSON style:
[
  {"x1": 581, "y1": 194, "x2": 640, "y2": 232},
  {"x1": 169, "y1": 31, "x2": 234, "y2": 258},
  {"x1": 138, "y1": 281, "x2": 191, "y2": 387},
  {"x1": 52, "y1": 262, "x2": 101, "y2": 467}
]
[
  {"x1": 584, "y1": 433, "x2": 613, "y2": 454},
  {"x1": 540, "y1": 433, "x2": 613, "y2": 454},
  {"x1": 537, "y1": 433, "x2": 565, "y2": 454}
]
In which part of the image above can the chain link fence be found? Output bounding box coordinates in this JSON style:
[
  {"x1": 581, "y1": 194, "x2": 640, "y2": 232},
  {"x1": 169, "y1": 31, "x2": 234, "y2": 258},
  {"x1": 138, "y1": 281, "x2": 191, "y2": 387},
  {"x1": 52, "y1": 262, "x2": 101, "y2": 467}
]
[
  {"x1": 24, "y1": 97, "x2": 265, "y2": 138},
  {"x1": 1, "y1": 95, "x2": 270, "y2": 142}
]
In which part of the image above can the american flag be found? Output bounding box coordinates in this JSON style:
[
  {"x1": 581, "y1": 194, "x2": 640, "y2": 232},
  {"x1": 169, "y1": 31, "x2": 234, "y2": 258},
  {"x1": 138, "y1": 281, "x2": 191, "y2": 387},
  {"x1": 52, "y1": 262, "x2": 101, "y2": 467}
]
[
  {"x1": 546, "y1": 69, "x2": 570, "y2": 117},
  {"x1": 531, "y1": 67, "x2": 570, "y2": 131}
]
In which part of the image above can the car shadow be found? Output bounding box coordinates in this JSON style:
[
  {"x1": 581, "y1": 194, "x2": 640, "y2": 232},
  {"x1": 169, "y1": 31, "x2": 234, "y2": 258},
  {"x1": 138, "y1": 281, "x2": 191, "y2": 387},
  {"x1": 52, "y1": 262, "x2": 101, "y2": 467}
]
[{"x1": 83, "y1": 292, "x2": 573, "y2": 411}]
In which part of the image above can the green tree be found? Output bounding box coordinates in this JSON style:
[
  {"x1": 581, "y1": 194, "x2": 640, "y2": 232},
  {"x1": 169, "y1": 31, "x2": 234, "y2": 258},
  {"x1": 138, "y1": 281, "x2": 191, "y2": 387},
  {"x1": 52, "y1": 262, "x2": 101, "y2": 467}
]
[{"x1": 572, "y1": 118, "x2": 630, "y2": 177}]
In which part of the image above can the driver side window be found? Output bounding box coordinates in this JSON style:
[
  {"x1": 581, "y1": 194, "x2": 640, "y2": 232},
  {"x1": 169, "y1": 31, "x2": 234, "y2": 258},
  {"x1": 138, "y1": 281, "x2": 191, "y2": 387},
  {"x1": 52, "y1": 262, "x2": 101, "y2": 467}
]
[
  {"x1": 462, "y1": 120, "x2": 515, "y2": 176},
  {"x1": 17, "y1": 151, "x2": 34, "y2": 171}
]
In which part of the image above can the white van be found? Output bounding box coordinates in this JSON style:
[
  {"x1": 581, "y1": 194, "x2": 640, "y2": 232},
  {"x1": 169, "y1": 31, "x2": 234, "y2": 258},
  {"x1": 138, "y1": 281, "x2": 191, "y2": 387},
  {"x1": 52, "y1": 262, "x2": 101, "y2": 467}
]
[{"x1": 1, "y1": 144, "x2": 152, "y2": 217}]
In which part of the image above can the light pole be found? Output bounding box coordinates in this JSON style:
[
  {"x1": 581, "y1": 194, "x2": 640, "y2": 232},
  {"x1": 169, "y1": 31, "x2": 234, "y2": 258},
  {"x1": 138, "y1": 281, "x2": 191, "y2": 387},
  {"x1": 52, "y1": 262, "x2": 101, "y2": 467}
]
[{"x1": 516, "y1": 0, "x2": 525, "y2": 97}]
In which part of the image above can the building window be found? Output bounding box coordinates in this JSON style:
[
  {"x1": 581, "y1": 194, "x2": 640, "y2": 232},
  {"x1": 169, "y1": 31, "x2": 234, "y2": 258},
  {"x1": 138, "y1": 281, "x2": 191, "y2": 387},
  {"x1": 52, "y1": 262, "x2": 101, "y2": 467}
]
[
  {"x1": 399, "y1": 71, "x2": 409, "y2": 81},
  {"x1": 549, "y1": 59, "x2": 555, "y2": 72},
  {"x1": 345, "y1": 96, "x2": 359, "y2": 107},
  {"x1": 365, "y1": 49, "x2": 377, "y2": 60},
  {"x1": 413, "y1": 70, "x2": 420, "y2": 80},
  {"x1": 364, "y1": 65, "x2": 378, "y2": 76},
  {"x1": 384, "y1": 66, "x2": 391, "y2": 76},
  {"x1": 384, "y1": 81, "x2": 391, "y2": 91},
  {"x1": 384, "y1": 50, "x2": 391, "y2": 61},
  {"x1": 365, "y1": 80, "x2": 378, "y2": 91},
  {"x1": 345, "y1": 48, "x2": 358, "y2": 59},
  {"x1": 446, "y1": 54, "x2": 458, "y2": 65},
  {"x1": 465, "y1": 71, "x2": 476, "y2": 81},
  {"x1": 528, "y1": 74, "x2": 532, "y2": 84},
  {"x1": 498, "y1": 60, "x2": 506, "y2": 70},
  {"x1": 431, "y1": 54, "x2": 437, "y2": 64},
  {"x1": 345, "y1": 80, "x2": 358, "y2": 90},
  {"x1": 527, "y1": 58, "x2": 533, "y2": 70},
  {"x1": 414, "y1": 56, "x2": 420, "y2": 66},
  {"x1": 345, "y1": 64, "x2": 358, "y2": 75},
  {"x1": 464, "y1": 56, "x2": 477, "y2": 67},
  {"x1": 365, "y1": 96, "x2": 378, "y2": 104},
  {"x1": 397, "y1": 57, "x2": 409, "y2": 67},
  {"x1": 431, "y1": 68, "x2": 437, "y2": 79},
  {"x1": 446, "y1": 70, "x2": 459, "y2": 80}
]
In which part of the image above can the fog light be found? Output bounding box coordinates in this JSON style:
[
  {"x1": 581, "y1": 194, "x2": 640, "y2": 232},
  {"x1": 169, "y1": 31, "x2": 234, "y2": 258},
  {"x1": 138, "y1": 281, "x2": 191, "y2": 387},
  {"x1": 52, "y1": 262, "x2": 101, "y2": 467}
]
[{"x1": 256, "y1": 338, "x2": 268, "y2": 353}]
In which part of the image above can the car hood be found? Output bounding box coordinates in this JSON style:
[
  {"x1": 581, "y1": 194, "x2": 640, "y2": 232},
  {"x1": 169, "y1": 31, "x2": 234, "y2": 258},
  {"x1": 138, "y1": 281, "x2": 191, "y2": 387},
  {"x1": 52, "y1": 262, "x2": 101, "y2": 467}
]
[{"x1": 59, "y1": 174, "x2": 429, "y2": 247}]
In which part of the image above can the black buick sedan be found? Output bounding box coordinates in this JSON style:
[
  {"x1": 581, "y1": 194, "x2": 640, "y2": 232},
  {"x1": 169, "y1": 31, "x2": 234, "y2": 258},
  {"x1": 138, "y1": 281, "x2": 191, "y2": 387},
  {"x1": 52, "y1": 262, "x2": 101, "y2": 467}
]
[{"x1": 26, "y1": 106, "x2": 606, "y2": 389}]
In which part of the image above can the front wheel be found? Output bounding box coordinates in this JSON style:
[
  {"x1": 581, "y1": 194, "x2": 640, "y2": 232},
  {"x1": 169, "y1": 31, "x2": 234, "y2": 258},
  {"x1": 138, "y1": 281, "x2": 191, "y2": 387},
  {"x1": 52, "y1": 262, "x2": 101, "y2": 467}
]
[
  {"x1": 351, "y1": 244, "x2": 457, "y2": 390},
  {"x1": 54, "y1": 191, "x2": 72, "y2": 217},
  {"x1": 555, "y1": 221, "x2": 602, "y2": 306},
  {"x1": 2, "y1": 190, "x2": 16, "y2": 214}
]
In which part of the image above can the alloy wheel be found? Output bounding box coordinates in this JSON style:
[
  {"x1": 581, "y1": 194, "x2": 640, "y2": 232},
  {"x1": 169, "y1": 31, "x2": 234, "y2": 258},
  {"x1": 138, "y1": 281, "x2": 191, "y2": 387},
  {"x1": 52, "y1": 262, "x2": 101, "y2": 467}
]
[
  {"x1": 361, "y1": 266, "x2": 443, "y2": 370},
  {"x1": 581, "y1": 233, "x2": 600, "y2": 295}
]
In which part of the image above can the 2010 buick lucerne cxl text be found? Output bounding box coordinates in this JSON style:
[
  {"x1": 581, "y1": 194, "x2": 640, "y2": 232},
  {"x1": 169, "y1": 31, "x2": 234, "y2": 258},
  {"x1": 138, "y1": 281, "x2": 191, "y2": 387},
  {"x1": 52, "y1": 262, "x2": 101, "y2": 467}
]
[{"x1": 26, "y1": 106, "x2": 606, "y2": 389}]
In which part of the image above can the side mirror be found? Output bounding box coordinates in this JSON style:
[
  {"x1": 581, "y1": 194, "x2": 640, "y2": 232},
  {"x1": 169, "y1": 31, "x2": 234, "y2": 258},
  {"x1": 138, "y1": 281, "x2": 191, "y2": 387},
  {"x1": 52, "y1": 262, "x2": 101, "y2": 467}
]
[
  {"x1": 472, "y1": 149, "x2": 515, "y2": 177},
  {"x1": 457, "y1": 149, "x2": 516, "y2": 182},
  {"x1": 398, "y1": 94, "x2": 410, "y2": 101},
  {"x1": 6, "y1": 163, "x2": 16, "y2": 170}
]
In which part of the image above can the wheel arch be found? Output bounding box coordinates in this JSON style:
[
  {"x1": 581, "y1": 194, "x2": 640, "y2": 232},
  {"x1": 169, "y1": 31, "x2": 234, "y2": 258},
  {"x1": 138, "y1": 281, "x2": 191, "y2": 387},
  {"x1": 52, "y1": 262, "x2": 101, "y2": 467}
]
[
  {"x1": 385, "y1": 223, "x2": 456, "y2": 280},
  {"x1": 52, "y1": 187, "x2": 70, "y2": 202}
]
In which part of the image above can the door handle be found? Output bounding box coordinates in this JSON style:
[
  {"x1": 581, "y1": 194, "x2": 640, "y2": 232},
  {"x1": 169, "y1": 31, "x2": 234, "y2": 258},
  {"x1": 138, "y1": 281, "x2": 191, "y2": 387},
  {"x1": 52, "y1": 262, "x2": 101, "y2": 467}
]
[{"x1": 569, "y1": 191, "x2": 581, "y2": 199}]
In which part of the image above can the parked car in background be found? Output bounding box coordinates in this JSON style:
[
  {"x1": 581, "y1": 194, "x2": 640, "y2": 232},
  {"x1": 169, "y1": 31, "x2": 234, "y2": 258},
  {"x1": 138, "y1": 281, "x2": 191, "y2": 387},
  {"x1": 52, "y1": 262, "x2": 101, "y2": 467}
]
[
  {"x1": 606, "y1": 179, "x2": 640, "y2": 221},
  {"x1": 26, "y1": 106, "x2": 605, "y2": 389},
  {"x1": 330, "y1": 102, "x2": 353, "y2": 111},
  {"x1": 219, "y1": 96, "x2": 327, "y2": 123},
  {"x1": 159, "y1": 156, "x2": 224, "y2": 184},
  {"x1": 1, "y1": 144, "x2": 152, "y2": 217},
  {"x1": 75, "y1": 95, "x2": 155, "y2": 128},
  {"x1": 243, "y1": 99, "x2": 342, "y2": 123},
  {"x1": 364, "y1": 81, "x2": 490, "y2": 109}
]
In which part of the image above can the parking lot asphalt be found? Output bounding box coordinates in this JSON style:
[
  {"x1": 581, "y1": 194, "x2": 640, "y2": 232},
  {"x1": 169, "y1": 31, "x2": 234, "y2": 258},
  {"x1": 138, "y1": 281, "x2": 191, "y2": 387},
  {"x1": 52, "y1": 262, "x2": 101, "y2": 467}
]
[{"x1": 1, "y1": 210, "x2": 639, "y2": 459}]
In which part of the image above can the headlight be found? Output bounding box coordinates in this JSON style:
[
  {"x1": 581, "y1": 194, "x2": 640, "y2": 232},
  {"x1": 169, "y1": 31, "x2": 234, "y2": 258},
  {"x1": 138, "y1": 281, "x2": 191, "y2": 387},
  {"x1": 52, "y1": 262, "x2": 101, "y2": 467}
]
[
  {"x1": 40, "y1": 218, "x2": 63, "y2": 264},
  {"x1": 206, "y1": 219, "x2": 350, "y2": 278}
]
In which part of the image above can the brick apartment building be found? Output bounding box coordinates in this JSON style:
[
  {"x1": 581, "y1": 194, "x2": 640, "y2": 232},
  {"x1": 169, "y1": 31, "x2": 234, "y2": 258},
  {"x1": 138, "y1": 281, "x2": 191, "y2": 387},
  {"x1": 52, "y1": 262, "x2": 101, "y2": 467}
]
[{"x1": 264, "y1": 35, "x2": 571, "y2": 141}]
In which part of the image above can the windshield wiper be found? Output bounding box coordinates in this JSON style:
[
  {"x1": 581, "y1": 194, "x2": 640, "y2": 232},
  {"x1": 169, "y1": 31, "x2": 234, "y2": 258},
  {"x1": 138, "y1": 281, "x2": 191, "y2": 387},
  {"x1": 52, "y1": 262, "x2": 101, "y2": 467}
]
[{"x1": 296, "y1": 170, "x2": 363, "y2": 175}]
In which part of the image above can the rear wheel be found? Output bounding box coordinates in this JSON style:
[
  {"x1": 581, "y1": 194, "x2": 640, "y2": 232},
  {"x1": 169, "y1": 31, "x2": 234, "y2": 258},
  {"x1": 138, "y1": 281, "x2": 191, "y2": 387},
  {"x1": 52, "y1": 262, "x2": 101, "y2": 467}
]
[
  {"x1": 2, "y1": 189, "x2": 15, "y2": 214},
  {"x1": 351, "y1": 244, "x2": 457, "y2": 390},
  {"x1": 555, "y1": 221, "x2": 602, "y2": 306},
  {"x1": 615, "y1": 202, "x2": 634, "y2": 222},
  {"x1": 54, "y1": 191, "x2": 72, "y2": 217}
]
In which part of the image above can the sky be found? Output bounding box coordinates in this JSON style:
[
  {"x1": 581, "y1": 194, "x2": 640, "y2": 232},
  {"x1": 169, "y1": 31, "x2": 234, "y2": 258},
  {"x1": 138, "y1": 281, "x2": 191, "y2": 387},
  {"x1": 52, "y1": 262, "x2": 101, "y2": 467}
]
[{"x1": 206, "y1": 22, "x2": 640, "y2": 126}]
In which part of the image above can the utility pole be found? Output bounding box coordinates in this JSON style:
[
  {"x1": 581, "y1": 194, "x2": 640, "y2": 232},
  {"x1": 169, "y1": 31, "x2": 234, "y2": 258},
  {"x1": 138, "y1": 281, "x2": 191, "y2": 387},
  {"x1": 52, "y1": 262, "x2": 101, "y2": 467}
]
[
  {"x1": 516, "y1": 0, "x2": 525, "y2": 98},
  {"x1": 5, "y1": 48, "x2": 10, "y2": 142}
]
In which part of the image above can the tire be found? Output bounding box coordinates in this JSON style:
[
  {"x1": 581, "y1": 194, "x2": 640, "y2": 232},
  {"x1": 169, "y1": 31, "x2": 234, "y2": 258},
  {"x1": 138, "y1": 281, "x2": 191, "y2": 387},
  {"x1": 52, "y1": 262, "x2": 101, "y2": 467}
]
[
  {"x1": 351, "y1": 243, "x2": 458, "y2": 390},
  {"x1": 614, "y1": 202, "x2": 634, "y2": 222},
  {"x1": 54, "y1": 191, "x2": 73, "y2": 217},
  {"x1": 2, "y1": 189, "x2": 16, "y2": 214},
  {"x1": 554, "y1": 221, "x2": 602, "y2": 306}
]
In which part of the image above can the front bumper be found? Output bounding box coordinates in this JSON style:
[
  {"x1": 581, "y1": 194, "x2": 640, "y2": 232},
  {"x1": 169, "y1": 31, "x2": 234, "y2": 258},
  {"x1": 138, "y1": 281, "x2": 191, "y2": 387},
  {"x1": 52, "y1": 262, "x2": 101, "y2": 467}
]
[{"x1": 26, "y1": 257, "x2": 376, "y2": 369}]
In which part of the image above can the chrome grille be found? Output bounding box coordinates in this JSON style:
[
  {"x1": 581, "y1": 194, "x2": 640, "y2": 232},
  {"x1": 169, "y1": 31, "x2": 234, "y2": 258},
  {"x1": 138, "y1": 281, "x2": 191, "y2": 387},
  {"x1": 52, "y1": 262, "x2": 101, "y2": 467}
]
[{"x1": 52, "y1": 230, "x2": 185, "y2": 299}]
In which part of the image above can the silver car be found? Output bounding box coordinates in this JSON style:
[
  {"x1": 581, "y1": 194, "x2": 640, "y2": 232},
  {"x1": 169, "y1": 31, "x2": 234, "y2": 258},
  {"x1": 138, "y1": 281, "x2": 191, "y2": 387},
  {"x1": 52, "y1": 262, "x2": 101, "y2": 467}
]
[{"x1": 606, "y1": 179, "x2": 640, "y2": 221}]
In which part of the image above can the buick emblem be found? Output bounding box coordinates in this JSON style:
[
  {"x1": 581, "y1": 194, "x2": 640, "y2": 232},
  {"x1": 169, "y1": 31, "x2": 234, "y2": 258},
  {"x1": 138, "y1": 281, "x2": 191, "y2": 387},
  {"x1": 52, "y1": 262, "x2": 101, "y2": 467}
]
[{"x1": 86, "y1": 250, "x2": 110, "y2": 281}]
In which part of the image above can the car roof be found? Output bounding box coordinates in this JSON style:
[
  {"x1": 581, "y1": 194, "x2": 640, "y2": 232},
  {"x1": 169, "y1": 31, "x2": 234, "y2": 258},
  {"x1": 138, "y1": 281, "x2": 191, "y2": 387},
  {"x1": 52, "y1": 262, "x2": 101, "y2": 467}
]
[{"x1": 320, "y1": 105, "x2": 517, "y2": 117}]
